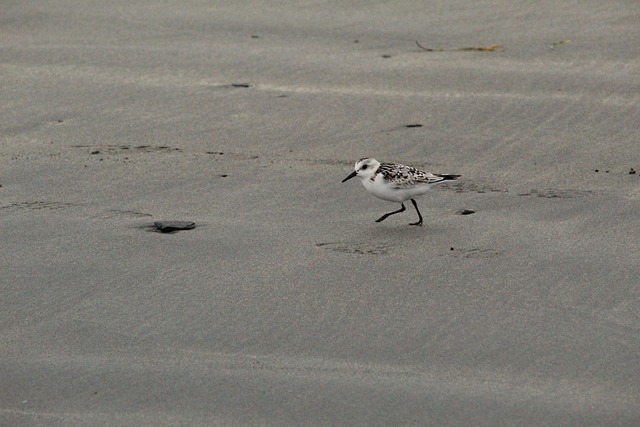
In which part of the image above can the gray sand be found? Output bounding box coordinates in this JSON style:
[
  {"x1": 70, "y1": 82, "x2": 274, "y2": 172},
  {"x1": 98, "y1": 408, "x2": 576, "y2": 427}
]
[{"x1": 2, "y1": 1, "x2": 640, "y2": 425}]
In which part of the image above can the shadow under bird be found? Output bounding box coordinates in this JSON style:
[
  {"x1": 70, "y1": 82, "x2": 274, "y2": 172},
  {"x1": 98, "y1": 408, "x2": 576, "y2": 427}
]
[{"x1": 342, "y1": 158, "x2": 460, "y2": 226}]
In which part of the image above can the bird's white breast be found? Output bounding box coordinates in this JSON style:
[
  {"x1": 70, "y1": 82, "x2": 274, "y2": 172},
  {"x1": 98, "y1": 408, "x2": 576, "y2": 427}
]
[{"x1": 361, "y1": 173, "x2": 433, "y2": 203}]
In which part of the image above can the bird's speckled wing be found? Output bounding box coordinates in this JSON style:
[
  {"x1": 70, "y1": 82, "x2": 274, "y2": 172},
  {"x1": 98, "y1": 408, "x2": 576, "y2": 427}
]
[{"x1": 378, "y1": 163, "x2": 445, "y2": 188}]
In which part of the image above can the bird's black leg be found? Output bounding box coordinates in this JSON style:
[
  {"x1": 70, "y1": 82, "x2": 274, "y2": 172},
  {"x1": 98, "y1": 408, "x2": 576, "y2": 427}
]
[
  {"x1": 375, "y1": 203, "x2": 406, "y2": 223},
  {"x1": 409, "y1": 199, "x2": 423, "y2": 226}
]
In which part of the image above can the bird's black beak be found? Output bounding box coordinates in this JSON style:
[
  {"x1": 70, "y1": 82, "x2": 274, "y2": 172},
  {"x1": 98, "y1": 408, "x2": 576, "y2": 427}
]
[{"x1": 342, "y1": 171, "x2": 358, "y2": 183}]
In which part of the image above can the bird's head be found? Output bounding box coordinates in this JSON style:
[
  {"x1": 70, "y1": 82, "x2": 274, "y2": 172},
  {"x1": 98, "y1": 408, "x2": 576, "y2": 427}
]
[{"x1": 342, "y1": 158, "x2": 380, "y2": 183}]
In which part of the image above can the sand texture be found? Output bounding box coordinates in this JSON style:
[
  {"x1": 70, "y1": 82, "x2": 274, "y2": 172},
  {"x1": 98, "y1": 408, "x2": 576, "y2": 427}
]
[{"x1": 2, "y1": 1, "x2": 640, "y2": 425}]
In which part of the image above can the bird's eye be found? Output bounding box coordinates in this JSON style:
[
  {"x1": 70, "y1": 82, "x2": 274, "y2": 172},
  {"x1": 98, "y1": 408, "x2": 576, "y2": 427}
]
[{"x1": 361, "y1": 164, "x2": 368, "y2": 170}]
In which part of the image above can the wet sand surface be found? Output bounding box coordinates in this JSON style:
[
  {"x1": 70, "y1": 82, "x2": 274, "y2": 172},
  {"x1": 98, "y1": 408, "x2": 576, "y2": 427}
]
[{"x1": 2, "y1": 1, "x2": 640, "y2": 425}]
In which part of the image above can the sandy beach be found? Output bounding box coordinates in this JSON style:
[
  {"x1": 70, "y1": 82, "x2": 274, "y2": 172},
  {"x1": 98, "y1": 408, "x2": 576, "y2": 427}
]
[{"x1": 2, "y1": 1, "x2": 640, "y2": 425}]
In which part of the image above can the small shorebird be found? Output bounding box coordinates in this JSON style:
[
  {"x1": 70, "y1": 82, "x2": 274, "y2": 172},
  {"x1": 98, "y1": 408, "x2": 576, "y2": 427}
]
[{"x1": 342, "y1": 158, "x2": 460, "y2": 226}]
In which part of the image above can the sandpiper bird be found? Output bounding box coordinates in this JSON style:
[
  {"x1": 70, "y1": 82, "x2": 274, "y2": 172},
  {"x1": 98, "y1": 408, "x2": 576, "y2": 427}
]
[{"x1": 342, "y1": 158, "x2": 460, "y2": 226}]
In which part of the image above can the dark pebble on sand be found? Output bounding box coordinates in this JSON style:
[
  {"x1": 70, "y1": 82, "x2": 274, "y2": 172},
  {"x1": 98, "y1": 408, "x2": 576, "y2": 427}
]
[
  {"x1": 231, "y1": 83, "x2": 251, "y2": 88},
  {"x1": 458, "y1": 209, "x2": 476, "y2": 215},
  {"x1": 630, "y1": 168, "x2": 636, "y2": 175},
  {"x1": 405, "y1": 124, "x2": 423, "y2": 128},
  {"x1": 153, "y1": 221, "x2": 196, "y2": 233},
  {"x1": 91, "y1": 150, "x2": 100, "y2": 155}
]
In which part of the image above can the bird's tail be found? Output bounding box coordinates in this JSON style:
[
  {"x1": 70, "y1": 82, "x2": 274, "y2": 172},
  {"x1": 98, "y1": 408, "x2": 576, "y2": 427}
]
[{"x1": 435, "y1": 174, "x2": 461, "y2": 181}]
